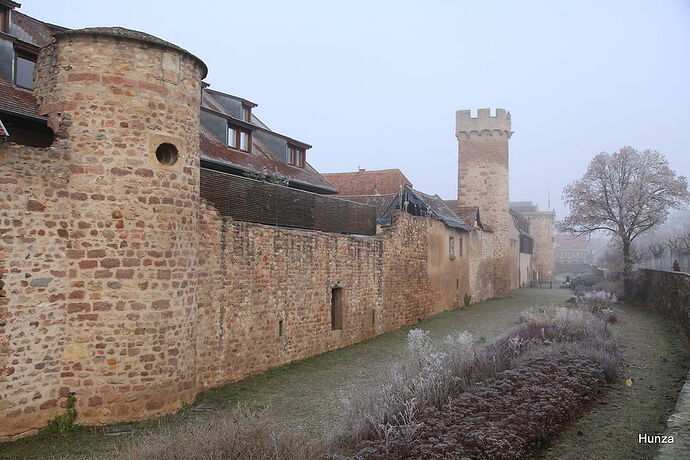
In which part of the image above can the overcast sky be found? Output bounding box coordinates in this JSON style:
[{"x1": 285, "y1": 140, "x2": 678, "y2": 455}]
[{"x1": 21, "y1": 1, "x2": 690, "y2": 217}]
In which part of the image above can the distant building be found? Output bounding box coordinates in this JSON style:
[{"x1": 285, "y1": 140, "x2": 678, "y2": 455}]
[
  {"x1": 323, "y1": 168, "x2": 412, "y2": 195},
  {"x1": 555, "y1": 234, "x2": 594, "y2": 267}
]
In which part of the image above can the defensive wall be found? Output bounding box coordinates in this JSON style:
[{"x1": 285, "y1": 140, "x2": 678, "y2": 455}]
[{"x1": 0, "y1": 27, "x2": 499, "y2": 439}]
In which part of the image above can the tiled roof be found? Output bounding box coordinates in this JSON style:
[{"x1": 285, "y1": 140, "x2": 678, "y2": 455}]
[
  {"x1": 200, "y1": 126, "x2": 337, "y2": 193},
  {"x1": 384, "y1": 186, "x2": 472, "y2": 232},
  {"x1": 323, "y1": 168, "x2": 412, "y2": 195},
  {"x1": 0, "y1": 75, "x2": 43, "y2": 120},
  {"x1": 555, "y1": 234, "x2": 590, "y2": 251},
  {"x1": 338, "y1": 194, "x2": 397, "y2": 218},
  {"x1": 9, "y1": 11, "x2": 58, "y2": 48},
  {"x1": 509, "y1": 201, "x2": 538, "y2": 213},
  {"x1": 443, "y1": 201, "x2": 491, "y2": 230}
]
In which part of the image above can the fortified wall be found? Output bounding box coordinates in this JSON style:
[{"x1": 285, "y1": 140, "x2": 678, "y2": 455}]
[
  {"x1": 0, "y1": 27, "x2": 489, "y2": 438},
  {"x1": 456, "y1": 109, "x2": 512, "y2": 297},
  {"x1": 522, "y1": 211, "x2": 555, "y2": 281}
]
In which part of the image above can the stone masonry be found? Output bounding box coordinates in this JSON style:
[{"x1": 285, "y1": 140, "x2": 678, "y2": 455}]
[
  {"x1": 0, "y1": 27, "x2": 519, "y2": 440},
  {"x1": 456, "y1": 109, "x2": 512, "y2": 297},
  {"x1": 522, "y1": 211, "x2": 555, "y2": 281}
]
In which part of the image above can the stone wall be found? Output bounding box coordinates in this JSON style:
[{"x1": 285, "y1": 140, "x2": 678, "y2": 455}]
[
  {"x1": 635, "y1": 269, "x2": 690, "y2": 336},
  {"x1": 0, "y1": 30, "x2": 503, "y2": 441},
  {"x1": 633, "y1": 269, "x2": 690, "y2": 459},
  {"x1": 195, "y1": 209, "x2": 476, "y2": 389},
  {"x1": 523, "y1": 212, "x2": 555, "y2": 281},
  {"x1": 456, "y1": 109, "x2": 512, "y2": 297},
  {"x1": 1, "y1": 28, "x2": 206, "y2": 440}
]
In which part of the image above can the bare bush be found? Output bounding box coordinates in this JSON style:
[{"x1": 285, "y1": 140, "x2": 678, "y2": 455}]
[
  {"x1": 574, "y1": 290, "x2": 618, "y2": 313},
  {"x1": 112, "y1": 407, "x2": 325, "y2": 460}
]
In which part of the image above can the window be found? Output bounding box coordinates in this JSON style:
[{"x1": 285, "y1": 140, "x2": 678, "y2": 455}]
[
  {"x1": 288, "y1": 145, "x2": 305, "y2": 168},
  {"x1": 458, "y1": 237, "x2": 463, "y2": 257},
  {"x1": 449, "y1": 236, "x2": 455, "y2": 259},
  {"x1": 330, "y1": 287, "x2": 343, "y2": 330},
  {"x1": 241, "y1": 104, "x2": 251, "y2": 122},
  {"x1": 15, "y1": 52, "x2": 36, "y2": 90},
  {"x1": 155, "y1": 143, "x2": 179, "y2": 166},
  {"x1": 228, "y1": 125, "x2": 251, "y2": 152},
  {"x1": 278, "y1": 320, "x2": 284, "y2": 337},
  {"x1": 0, "y1": 8, "x2": 8, "y2": 33}
]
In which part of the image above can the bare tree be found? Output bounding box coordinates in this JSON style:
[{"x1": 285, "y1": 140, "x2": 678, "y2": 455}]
[{"x1": 558, "y1": 147, "x2": 690, "y2": 297}]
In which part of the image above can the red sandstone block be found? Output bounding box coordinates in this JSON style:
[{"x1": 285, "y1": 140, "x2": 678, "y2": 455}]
[
  {"x1": 87, "y1": 249, "x2": 106, "y2": 258},
  {"x1": 94, "y1": 270, "x2": 113, "y2": 279},
  {"x1": 122, "y1": 258, "x2": 140, "y2": 267},
  {"x1": 26, "y1": 200, "x2": 45, "y2": 212},
  {"x1": 110, "y1": 167, "x2": 131, "y2": 176},
  {"x1": 93, "y1": 301, "x2": 112, "y2": 311},
  {"x1": 135, "y1": 168, "x2": 154, "y2": 177},
  {"x1": 100, "y1": 258, "x2": 120, "y2": 268},
  {"x1": 78, "y1": 259, "x2": 98, "y2": 269},
  {"x1": 68, "y1": 290, "x2": 84, "y2": 299},
  {"x1": 116, "y1": 269, "x2": 134, "y2": 279},
  {"x1": 88, "y1": 395, "x2": 103, "y2": 407},
  {"x1": 67, "y1": 303, "x2": 90, "y2": 313},
  {"x1": 152, "y1": 299, "x2": 169, "y2": 310},
  {"x1": 68, "y1": 73, "x2": 99, "y2": 82}
]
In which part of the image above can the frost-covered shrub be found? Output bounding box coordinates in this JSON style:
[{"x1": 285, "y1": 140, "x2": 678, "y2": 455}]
[
  {"x1": 354, "y1": 355, "x2": 607, "y2": 460},
  {"x1": 114, "y1": 407, "x2": 324, "y2": 460},
  {"x1": 337, "y1": 328, "x2": 475, "y2": 446},
  {"x1": 575, "y1": 290, "x2": 618, "y2": 313}
]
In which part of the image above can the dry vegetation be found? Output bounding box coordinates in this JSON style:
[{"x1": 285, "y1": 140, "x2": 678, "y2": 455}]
[{"x1": 111, "y1": 297, "x2": 620, "y2": 460}]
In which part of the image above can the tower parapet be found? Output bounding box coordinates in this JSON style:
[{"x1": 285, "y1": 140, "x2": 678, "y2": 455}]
[{"x1": 456, "y1": 108, "x2": 512, "y2": 138}]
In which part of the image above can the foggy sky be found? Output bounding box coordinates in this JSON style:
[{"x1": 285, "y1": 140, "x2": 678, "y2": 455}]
[{"x1": 21, "y1": 1, "x2": 690, "y2": 218}]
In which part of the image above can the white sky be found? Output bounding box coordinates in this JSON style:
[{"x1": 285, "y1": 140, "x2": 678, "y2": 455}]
[{"x1": 21, "y1": 0, "x2": 690, "y2": 217}]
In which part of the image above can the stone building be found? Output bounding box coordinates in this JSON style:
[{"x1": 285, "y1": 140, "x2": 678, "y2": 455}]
[
  {"x1": 0, "y1": 2, "x2": 553, "y2": 440},
  {"x1": 510, "y1": 201, "x2": 556, "y2": 282}
]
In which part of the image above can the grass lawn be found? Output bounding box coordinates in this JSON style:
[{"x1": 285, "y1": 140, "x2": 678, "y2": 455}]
[{"x1": 1, "y1": 287, "x2": 686, "y2": 459}]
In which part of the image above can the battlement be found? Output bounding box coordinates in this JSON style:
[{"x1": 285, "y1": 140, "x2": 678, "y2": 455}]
[{"x1": 456, "y1": 108, "x2": 511, "y2": 135}]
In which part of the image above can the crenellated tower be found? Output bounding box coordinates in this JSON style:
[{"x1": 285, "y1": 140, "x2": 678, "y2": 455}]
[{"x1": 456, "y1": 108, "x2": 513, "y2": 297}]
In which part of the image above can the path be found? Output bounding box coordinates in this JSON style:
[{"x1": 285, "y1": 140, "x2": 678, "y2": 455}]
[{"x1": 538, "y1": 303, "x2": 690, "y2": 459}]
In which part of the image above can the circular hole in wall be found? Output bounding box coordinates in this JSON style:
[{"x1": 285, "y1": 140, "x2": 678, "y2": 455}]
[{"x1": 155, "y1": 143, "x2": 179, "y2": 166}]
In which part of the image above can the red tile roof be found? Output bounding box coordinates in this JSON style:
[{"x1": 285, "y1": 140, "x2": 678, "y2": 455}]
[
  {"x1": 0, "y1": 75, "x2": 43, "y2": 120},
  {"x1": 555, "y1": 234, "x2": 590, "y2": 251},
  {"x1": 200, "y1": 126, "x2": 337, "y2": 193},
  {"x1": 322, "y1": 169, "x2": 412, "y2": 195}
]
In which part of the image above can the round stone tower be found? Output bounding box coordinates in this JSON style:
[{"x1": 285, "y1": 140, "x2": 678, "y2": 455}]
[
  {"x1": 33, "y1": 28, "x2": 207, "y2": 424},
  {"x1": 456, "y1": 108, "x2": 512, "y2": 297}
]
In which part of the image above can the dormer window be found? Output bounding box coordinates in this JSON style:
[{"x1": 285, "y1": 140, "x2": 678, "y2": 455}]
[
  {"x1": 14, "y1": 51, "x2": 36, "y2": 90},
  {"x1": 228, "y1": 125, "x2": 251, "y2": 152},
  {"x1": 288, "y1": 145, "x2": 305, "y2": 168},
  {"x1": 241, "y1": 104, "x2": 251, "y2": 122}
]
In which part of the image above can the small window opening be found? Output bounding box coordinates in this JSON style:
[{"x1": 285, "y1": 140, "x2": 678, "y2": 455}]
[
  {"x1": 155, "y1": 143, "x2": 179, "y2": 166},
  {"x1": 288, "y1": 145, "x2": 305, "y2": 168},
  {"x1": 331, "y1": 287, "x2": 343, "y2": 330},
  {"x1": 371, "y1": 308, "x2": 376, "y2": 325},
  {"x1": 228, "y1": 125, "x2": 251, "y2": 152},
  {"x1": 278, "y1": 320, "x2": 284, "y2": 337},
  {"x1": 449, "y1": 236, "x2": 455, "y2": 259},
  {"x1": 241, "y1": 104, "x2": 252, "y2": 122},
  {"x1": 456, "y1": 278, "x2": 459, "y2": 289},
  {"x1": 0, "y1": 8, "x2": 8, "y2": 34}
]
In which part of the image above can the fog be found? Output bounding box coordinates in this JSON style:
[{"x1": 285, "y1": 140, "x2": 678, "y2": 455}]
[{"x1": 22, "y1": 0, "x2": 690, "y2": 217}]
